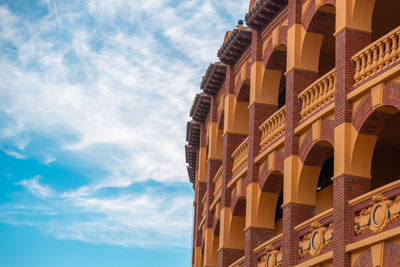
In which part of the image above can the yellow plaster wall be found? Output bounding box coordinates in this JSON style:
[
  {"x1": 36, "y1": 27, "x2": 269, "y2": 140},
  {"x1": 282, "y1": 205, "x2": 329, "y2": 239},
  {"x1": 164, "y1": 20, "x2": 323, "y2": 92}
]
[
  {"x1": 284, "y1": 154, "x2": 326, "y2": 206},
  {"x1": 315, "y1": 184, "x2": 333, "y2": 214},
  {"x1": 208, "y1": 122, "x2": 223, "y2": 160},
  {"x1": 246, "y1": 183, "x2": 279, "y2": 229},
  {"x1": 224, "y1": 94, "x2": 249, "y2": 135},
  {"x1": 219, "y1": 207, "x2": 245, "y2": 250},
  {"x1": 198, "y1": 147, "x2": 208, "y2": 182},
  {"x1": 287, "y1": 24, "x2": 322, "y2": 73},
  {"x1": 336, "y1": 0, "x2": 375, "y2": 34},
  {"x1": 275, "y1": 219, "x2": 282, "y2": 235},
  {"x1": 204, "y1": 228, "x2": 218, "y2": 267}
]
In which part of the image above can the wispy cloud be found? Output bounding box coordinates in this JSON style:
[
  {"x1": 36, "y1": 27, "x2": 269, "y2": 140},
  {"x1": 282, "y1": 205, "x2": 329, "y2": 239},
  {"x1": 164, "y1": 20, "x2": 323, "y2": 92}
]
[
  {"x1": 15, "y1": 175, "x2": 54, "y2": 198},
  {"x1": 3, "y1": 149, "x2": 26, "y2": 159},
  {"x1": 0, "y1": 0, "x2": 248, "y2": 248}
]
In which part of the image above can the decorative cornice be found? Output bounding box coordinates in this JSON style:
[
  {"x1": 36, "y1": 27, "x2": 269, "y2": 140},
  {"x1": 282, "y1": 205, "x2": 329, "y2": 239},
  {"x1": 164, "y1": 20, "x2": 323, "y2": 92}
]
[
  {"x1": 200, "y1": 62, "x2": 226, "y2": 97},
  {"x1": 217, "y1": 27, "x2": 252, "y2": 66},
  {"x1": 190, "y1": 93, "x2": 212, "y2": 123},
  {"x1": 185, "y1": 145, "x2": 198, "y2": 186},
  {"x1": 245, "y1": 0, "x2": 287, "y2": 32},
  {"x1": 186, "y1": 121, "x2": 201, "y2": 148}
]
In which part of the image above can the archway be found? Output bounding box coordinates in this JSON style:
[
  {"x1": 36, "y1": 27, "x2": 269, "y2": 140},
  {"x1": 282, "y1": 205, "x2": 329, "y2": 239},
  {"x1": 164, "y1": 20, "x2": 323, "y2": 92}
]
[
  {"x1": 297, "y1": 138, "x2": 334, "y2": 212},
  {"x1": 300, "y1": 4, "x2": 336, "y2": 77},
  {"x1": 262, "y1": 44, "x2": 287, "y2": 109}
]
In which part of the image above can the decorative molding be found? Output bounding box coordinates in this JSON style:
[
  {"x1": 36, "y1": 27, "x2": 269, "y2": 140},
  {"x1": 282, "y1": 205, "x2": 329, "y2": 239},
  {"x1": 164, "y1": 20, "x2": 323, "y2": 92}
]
[
  {"x1": 355, "y1": 193, "x2": 400, "y2": 235},
  {"x1": 299, "y1": 221, "x2": 333, "y2": 258},
  {"x1": 259, "y1": 245, "x2": 282, "y2": 267}
]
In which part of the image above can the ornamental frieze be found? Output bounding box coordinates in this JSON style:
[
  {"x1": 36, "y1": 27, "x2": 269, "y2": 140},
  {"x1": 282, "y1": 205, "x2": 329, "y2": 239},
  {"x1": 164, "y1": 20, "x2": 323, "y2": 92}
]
[
  {"x1": 259, "y1": 245, "x2": 282, "y2": 267},
  {"x1": 354, "y1": 193, "x2": 400, "y2": 235},
  {"x1": 299, "y1": 221, "x2": 333, "y2": 258}
]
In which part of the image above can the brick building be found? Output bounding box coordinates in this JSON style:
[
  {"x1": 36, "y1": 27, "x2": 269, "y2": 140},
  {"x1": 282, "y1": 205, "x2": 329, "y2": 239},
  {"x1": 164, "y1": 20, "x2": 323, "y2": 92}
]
[{"x1": 185, "y1": 0, "x2": 400, "y2": 266}]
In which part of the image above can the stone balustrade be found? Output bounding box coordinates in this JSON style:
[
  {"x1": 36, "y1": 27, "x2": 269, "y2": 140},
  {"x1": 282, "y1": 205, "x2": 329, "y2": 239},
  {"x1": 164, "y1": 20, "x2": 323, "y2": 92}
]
[
  {"x1": 232, "y1": 137, "x2": 249, "y2": 175},
  {"x1": 299, "y1": 69, "x2": 335, "y2": 119},
  {"x1": 213, "y1": 166, "x2": 223, "y2": 198},
  {"x1": 295, "y1": 209, "x2": 333, "y2": 262},
  {"x1": 259, "y1": 106, "x2": 285, "y2": 150},
  {"x1": 350, "y1": 180, "x2": 400, "y2": 243},
  {"x1": 353, "y1": 26, "x2": 400, "y2": 84}
]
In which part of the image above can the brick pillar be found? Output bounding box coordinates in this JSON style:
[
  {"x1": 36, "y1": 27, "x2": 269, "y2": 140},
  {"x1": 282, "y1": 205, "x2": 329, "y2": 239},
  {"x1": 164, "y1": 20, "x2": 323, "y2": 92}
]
[
  {"x1": 332, "y1": 176, "x2": 370, "y2": 266},
  {"x1": 244, "y1": 103, "x2": 277, "y2": 267},
  {"x1": 282, "y1": 203, "x2": 315, "y2": 265},
  {"x1": 244, "y1": 228, "x2": 275, "y2": 267},
  {"x1": 333, "y1": 29, "x2": 371, "y2": 266},
  {"x1": 282, "y1": 69, "x2": 317, "y2": 266},
  {"x1": 192, "y1": 202, "x2": 197, "y2": 267},
  {"x1": 195, "y1": 182, "x2": 207, "y2": 247},
  {"x1": 335, "y1": 29, "x2": 371, "y2": 125},
  {"x1": 207, "y1": 159, "x2": 222, "y2": 228},
  {"x1": 193, "y1": 181, "x2": 207, "y2": 267},
  {"x1": 218, "y1": 133, "x2": 246, "y2": 267},
  {"x1": 218, "y1": 249, "x2": 245, "y2": 267}
]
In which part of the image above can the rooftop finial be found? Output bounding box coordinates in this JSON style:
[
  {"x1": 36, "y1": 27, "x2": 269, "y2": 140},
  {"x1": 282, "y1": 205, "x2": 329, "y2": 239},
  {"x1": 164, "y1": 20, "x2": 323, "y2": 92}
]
[{"x1": 236, "y1": 20, "x2": 244, "y2": 29}]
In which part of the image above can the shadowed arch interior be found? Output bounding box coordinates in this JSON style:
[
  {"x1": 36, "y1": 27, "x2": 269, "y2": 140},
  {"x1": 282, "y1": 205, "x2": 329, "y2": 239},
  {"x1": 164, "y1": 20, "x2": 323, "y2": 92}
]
[
  {"x1": 297, "y1": 140, "x2": 334, "y2": 212},
  {"x1": 262, "y1": 44, "x2": 287, "y2": 109}
]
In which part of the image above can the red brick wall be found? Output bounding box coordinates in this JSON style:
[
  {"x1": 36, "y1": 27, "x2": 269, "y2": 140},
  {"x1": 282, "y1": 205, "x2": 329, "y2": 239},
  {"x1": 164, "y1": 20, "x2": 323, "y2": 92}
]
[
  {"x1": 207, "y1": 159, "x2": 222, "y2": 228},
  {"x1": 335, "y1": 29, "x2": 370, "y2": 126},
  {"x1": 332, "y1": 175, "x2": 370, "y2": 266},
  {"x1": 284, "y1": 69, "x2": 317, "y2": 158},
  {"x1": 218, "y1": 249, "x2": 244, "y2": 267},
  {"x1": 244, "y1": 227, "x2": 275, "y2": 267},
  {"x1": 282, "y1": 203, "x2": 315, "y2": 266}
]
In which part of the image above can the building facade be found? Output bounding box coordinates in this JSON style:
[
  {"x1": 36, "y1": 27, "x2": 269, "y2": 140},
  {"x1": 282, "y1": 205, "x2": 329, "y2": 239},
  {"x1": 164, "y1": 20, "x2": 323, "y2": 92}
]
[{"x1": 185, "y1": 0, "x2": 400, "y2": 266}]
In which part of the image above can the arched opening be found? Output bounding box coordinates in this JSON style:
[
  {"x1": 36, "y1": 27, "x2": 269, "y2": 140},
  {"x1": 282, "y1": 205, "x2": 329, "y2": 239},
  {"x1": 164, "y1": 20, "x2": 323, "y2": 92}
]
[
  {"x1": 262, "y1": 45, "x2": 287, "y2": 109},
  {"x1": 232, "y1": 81, "x2": 250, "y2": 134},
  {"x1": 371, "y1": 0, "x2": 400, "y2": 42},
  {"x1": 274, "y1": 189, "x2": 283, "y2": 235},
  {"x1": 259, "y1": 172, "x2": 284, "y2": 234},
  {"x1": 229, "y1": 199, "x2": 246, "y2": 253},
  {"x1": 370, "y1": 111, "x2": 400, "y2": 189},
  {"x1": 299, "y1": 4, "x2": 335, "y2": 78},
  {"x1": 298, "y1": 140, "x2": 334, "y2": 213},
  {"x1": 316, "y1": 156, "x2": 333, "y2": 214}
]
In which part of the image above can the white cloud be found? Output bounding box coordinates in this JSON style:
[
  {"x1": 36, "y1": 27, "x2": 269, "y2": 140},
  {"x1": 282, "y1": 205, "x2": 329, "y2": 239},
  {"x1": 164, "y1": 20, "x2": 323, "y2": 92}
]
[
  {"x1": 0, "y1": 0, "x2": 248, "y2": 248},
  {"x1": 3, "y1": 149, "x2": 26, "y2": 159},
  {"x1": 42, "y1": 155, "x2": 56, "y2": 165},
  {"x1": 16, "y1": 175, "x2": 54, "y2": 198}
]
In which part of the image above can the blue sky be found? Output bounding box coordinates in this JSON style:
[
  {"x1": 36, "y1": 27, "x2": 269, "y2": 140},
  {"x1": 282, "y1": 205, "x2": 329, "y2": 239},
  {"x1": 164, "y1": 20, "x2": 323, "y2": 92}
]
[{"x1": 0, "y1": 0, "x2": 248, "y2": 266}]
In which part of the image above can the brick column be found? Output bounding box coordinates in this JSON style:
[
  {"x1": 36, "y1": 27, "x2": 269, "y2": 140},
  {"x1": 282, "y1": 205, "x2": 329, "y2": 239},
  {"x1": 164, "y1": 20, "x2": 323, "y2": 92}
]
[
  {"x1": 282, "y1": 69, "x2": 317, "y2": 267},
  {"x1": 245, "y1": 104, "x2": 277, "y2": 267},
  {"x1": 207, "y1": 159, "x2": 221, "y2": 228},
  {"x1": 244, "y1": 228, "x2": 274, "y2": 267},
  {"x1": 332, "y1": 175, "x2": 370, "y2": 266},
  {"x1": 194, "y1": 181, "x2": 207, "y2": 267},
  {"x1": 218, "y1": 133, "x2": 246, "y2": 267},
  {"x1": 192, "y1": 202, "x2": 197, "y2": 267},
  {"x1": 283, "y1": 0, "x2": 318, "y2": 252},
  {"x1": 333, "y1": 29, "x2": 371, "y2": 266},
  {"x1": 282, "y1": 203, "x2": 315, "y2": 265}
]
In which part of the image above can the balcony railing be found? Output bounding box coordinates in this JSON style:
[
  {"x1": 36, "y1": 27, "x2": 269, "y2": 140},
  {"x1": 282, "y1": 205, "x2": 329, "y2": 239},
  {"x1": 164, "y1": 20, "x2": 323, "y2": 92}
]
[
  {"x1": 353, "y1": 26, "x2": 400, "y2": 85},
  {"x1": 295, "y1": 208, "x2": 333, "y2": 263},
  {"x1": 213, "y1": 166, "x2": 223, "y2": 198},
  {"x1": 254, "y1": 234, "x2": 282, "y2": 267},
  {"x1": 259, "y1": 106, "x2": 285, "y2": 150},
  {"x1": 299, "y1": 69, "x2": 335, "y2": 119},
  {"x1": 232, "y1": 137, "x2": 249, "y2": 175},
  {"x1": 350, "y1": 180, "x2": 400, "y2": 243}
]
